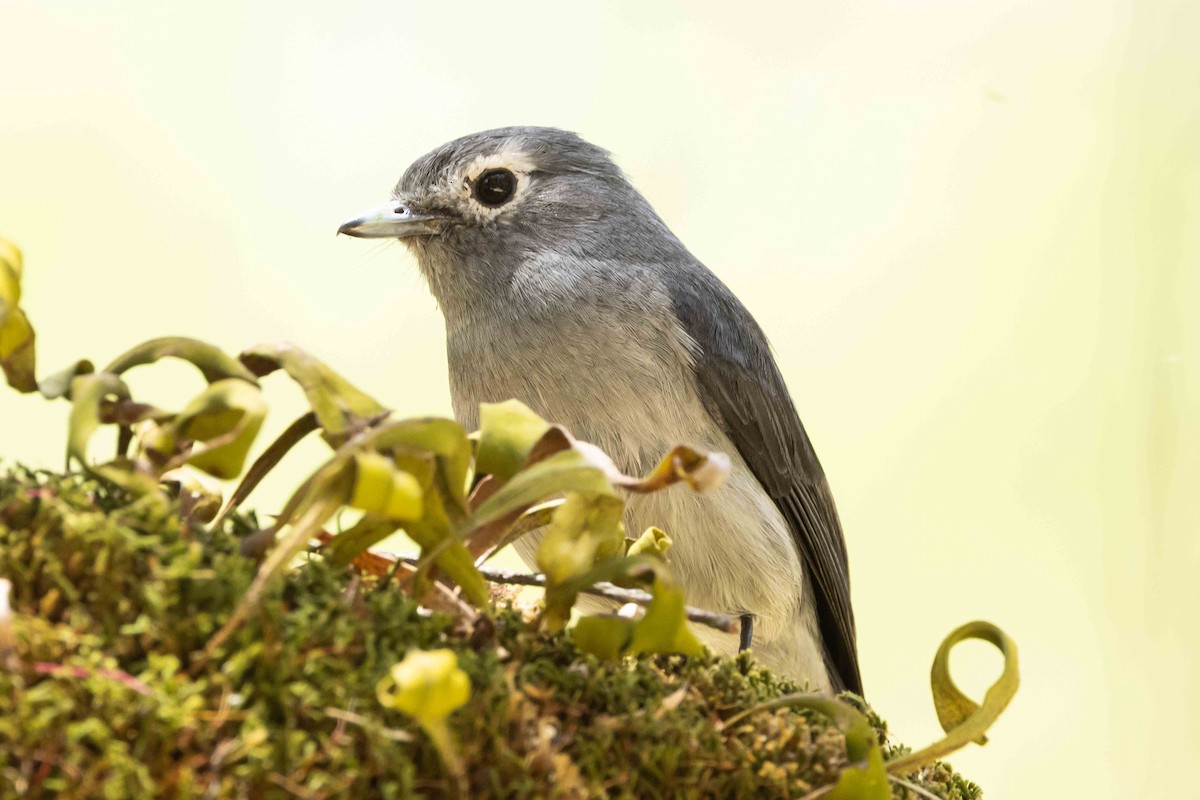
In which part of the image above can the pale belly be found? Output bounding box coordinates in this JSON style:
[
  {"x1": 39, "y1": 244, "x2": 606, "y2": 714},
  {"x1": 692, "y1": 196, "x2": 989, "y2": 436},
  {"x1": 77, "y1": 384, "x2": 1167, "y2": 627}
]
[{"x1": 448, "y1": 318, "x2": 831, "y2": 689}]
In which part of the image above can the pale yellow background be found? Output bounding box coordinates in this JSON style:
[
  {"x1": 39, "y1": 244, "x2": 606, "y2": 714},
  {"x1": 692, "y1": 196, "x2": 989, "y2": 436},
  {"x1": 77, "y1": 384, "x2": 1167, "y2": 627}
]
[{"x1": 2, "y1": 1, "x2": 1197, "y2": 797}]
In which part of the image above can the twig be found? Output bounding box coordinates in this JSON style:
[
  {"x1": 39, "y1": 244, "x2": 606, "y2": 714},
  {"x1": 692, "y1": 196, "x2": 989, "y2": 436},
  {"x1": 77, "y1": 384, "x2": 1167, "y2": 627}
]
[
  {"x1": 34, "y1": 662, "x2": 153, "y2": 696},
  {"x1": 888, "y1": 774, "x2": 944, "y2": 800},
  {"x1": 323, "y1": 707, "x2": 414, "y2": 742},
  {"x1": 380, "y1": 553, "x2": 739, "y2": 634},
  {"x1": 267, "y1": 771, "x2": 323, "y2": 800},
  {"x1": 796, "y1": 785, "x2": 834, "y2": 800},
  {"x1": 720, "y1": 691, "x2": 825, "y2": 730}
]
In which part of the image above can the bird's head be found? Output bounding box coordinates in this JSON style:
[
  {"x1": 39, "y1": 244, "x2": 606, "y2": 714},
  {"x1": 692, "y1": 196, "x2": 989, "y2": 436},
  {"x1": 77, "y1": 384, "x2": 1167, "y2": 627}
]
[{"x1": 339, "y1": 127, "x2": 685, "y2": 311}]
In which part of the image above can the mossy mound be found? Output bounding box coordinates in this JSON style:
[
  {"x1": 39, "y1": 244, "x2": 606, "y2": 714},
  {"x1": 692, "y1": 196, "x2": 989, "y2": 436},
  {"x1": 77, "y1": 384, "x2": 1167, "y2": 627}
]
[{"x1": 0, "y1": 467, "x2": 980, "y2": 799}]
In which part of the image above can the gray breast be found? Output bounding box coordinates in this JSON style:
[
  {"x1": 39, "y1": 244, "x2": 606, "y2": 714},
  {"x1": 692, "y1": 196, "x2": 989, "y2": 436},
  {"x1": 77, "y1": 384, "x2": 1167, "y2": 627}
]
[
  {"x1": 447, "y1": 291, "x2": 805, "y2": 633},
  {"x1": 445, "y1": 257, "x2": 712, "y2": 471}
]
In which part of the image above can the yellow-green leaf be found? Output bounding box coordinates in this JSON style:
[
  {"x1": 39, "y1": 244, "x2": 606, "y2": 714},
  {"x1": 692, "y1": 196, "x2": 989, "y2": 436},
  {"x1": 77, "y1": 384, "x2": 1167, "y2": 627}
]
[
  {"x1": 0, "y1": 307, "x2": 36, "y2": 393},
  {"x1": 172, "y1": 378, "x2": 267, "y2": 479},
  {"x1": 365, "y1": 418, "x2": 472, "y2": 515},
  {"x1": 239, "y1": 342, "x2": 385, "y2": 444},
  {"x1": 105, "y1": 337, "x2": 258, "y2": 385},
  {"x1": 474, "y1": 400, "x2": 552, "y2": 481},
  {"x1": 403, "y1": 517, "x2": 491, "y2": 610},
  {"x1": 376, "y1": 648, "x2": 470, "y2": 721},
  {"x1": 65, "y1": 373, "x2": 158, "y2": 494},
  {"x1": 470, "y1": 449, "x2": 614, "y2": 530},
  {"x1": 348, "y1": 451, "x2": 424, "y2": 520},
  {"x1": 1, "y1": 240, "x2": 36, "y2": 393},
  {"x1": 0, "y1": 238, "x2": 23, "y2": 301},
  {"x1": 827, "y1": 747, "x2": 889, "y2": 800},
  {"x1": 326, "y1": 513, "x2": 402, "y2": 567},
  {"x1": 214, "y1": 412, "x2": 318, "y2": 527},
  {"x1": 67, "y1": 372, "x2": 128, "y2": 468},
  {"x1": 537, "y1": 491, "x2": 625, "y2": 631},
  {"x1": 573, "y1": 615, "x2": 636, "y2": 661},
  {"x1": 628, "y1": 526, "x2": 672, "y2": 560},
  {"x1": 627, "y1": 576, "x2": 705, "y2": 657},
  {"x1": 536, "y1": 491, "x2": 625, "y2": 585},
  {"x1": 887, "y1": 620, "x2": 1019, "y2": 775}
]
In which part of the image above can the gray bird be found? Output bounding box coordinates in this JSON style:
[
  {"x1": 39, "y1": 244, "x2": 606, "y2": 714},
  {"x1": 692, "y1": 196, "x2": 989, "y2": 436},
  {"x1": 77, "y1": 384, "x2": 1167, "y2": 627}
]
[{"x1": 339, "y1": 127, "x2": 862, "y2": 695}]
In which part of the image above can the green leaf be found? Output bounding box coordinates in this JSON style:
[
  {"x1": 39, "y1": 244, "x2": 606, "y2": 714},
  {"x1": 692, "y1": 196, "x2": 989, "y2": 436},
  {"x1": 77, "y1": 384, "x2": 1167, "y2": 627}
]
[
  {"x1": 376, "y1": 648, "x2": 470, "y2": 721},
  {"x1": 65, "y1": 373, "x2": 158, "y2": 494},
  {"x1": 536, "y1": 492, "x2": 625, "y2": 585},
  {"x1": 572, "y1": 615, "x2": 636, "y2": 661},
  {"x1": 827, "y1": 747, "x2": 889, "y2": 800},
  {"x1": 0, "y1": 238, "x2": 24, "y2": 304},
  {"x1": 817, "y1": 697, "x2": 890, "y2": 800},
  {"x1": 365, "y1": 418, "x2": 473, "y2": 516},
  {"x1": 474, "y1": 400, "x2": 731, "y2": 497},
  {"x1": 0, "y1": 307, "x2": 36, "y2": 393},
  {"x1": 402, "y1": 507, "x2": 490, "y2": 610},
  {"x1": 67, "y1": 372, "x2": 128, "y2": 468},
  {"x1": 326, "y1": 514, "x2": 402, "y2": 567},
  {"x1": 347, "y1": 452, "x2": 424, "y2": 521},
  {"x1": 474, "y1": 400, "x2": 553, "y2": 481},
  {"x1": 568, "y1": 561, "x2": 705, "y2": 660},
  {"x1": 105, "y1": 337, "x2": 258, "y2": 385},
  {"x1": 537, "y1": 491, "x2": 625, "y2": 631},
  {"x1": 627, "y1": 526, "x2": 672, "y2": 560},
  {"x1": 214, "y1": 411, "x2": 318, "y2": 527},
  {"x1": 0, "y1": 240, "x2": 37, "y2": 393},
  {"x1": 469, "y1": 449, "x2": 613, "y2": 530},
  {"x1": 171, "y1": 378, "x2": 267, "y2": 480},
  {"x1": 886, "y1": 620, "x2": 1019, "y2": 775},
  {"x1": 339, "y1": 447, "x2": 489, "y2": 610},
  {"x1": 627, "y1": 576, "x2": 705, "y2": 657},
  {"x1": 239, "y1": 343, "x2": 386, "y2": 444}
]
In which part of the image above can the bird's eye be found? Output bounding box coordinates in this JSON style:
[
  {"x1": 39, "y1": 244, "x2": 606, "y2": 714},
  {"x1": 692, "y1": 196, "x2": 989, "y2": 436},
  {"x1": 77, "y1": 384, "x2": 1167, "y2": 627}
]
[{"x1": 473, "y1": 168, "x2": 517, "y2": 207}]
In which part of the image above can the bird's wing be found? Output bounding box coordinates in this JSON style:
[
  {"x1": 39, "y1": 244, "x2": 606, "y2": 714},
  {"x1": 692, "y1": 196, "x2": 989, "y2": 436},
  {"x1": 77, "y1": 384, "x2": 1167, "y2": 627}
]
[{"x1": 667, "y1": 273, "x2": 863, "y2": 695}]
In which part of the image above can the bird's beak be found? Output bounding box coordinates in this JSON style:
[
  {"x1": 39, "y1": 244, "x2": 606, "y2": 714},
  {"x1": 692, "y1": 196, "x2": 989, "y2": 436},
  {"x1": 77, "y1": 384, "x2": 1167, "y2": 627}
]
[{"x1": 337, "y1": 202, "x2": 447, "y2": 239}]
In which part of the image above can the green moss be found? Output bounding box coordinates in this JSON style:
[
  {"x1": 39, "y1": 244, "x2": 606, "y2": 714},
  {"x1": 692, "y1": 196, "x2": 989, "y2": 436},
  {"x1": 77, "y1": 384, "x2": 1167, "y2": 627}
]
[{"x1": 0, "y1": 467, "x2": 980, "y2": 799}]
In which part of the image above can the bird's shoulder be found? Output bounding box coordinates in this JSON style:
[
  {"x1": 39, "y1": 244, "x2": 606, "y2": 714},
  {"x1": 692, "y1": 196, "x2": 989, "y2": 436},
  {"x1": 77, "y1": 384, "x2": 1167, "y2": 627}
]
[
  {"x1": 660, "y1": 260, "x2": 863, "y2": 695},
  {"x1": 660, "y1": 263, "x2": 823, "y2": 488}
]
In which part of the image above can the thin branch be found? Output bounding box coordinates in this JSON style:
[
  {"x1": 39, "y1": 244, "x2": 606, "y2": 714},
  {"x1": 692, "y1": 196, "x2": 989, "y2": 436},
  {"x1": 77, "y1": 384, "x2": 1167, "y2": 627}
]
[
  {"x1": 795, "y1": 785, "x2": 834, "y2": 800},
  {"x1": 382, "y1": 553, "x2": 738, "y2": 634},
  {"x1": 720, "y1": 691, "x2": 826, "y2": 730},
  {"x1": 888, "y1": 775, "x2": 944, "y2": 800},
  {"x1": 33, "y1": 662, "x2": 153, "y2": 696},
  {"x1": 323, "y1": 707, "x2": 413, "y2": 742}
]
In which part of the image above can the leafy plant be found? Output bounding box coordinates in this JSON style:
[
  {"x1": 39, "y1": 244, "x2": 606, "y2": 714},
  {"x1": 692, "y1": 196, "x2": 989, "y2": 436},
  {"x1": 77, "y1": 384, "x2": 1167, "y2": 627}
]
[
  {"x1": 0, "y1": 467, "x2": 987, "y2": 798},
  {"x1": 1, "y1": 236, "x2": 1017, "y2": 797},
  {"x1": 2, "y1": 237, "x2": 734, "y2": 667}
]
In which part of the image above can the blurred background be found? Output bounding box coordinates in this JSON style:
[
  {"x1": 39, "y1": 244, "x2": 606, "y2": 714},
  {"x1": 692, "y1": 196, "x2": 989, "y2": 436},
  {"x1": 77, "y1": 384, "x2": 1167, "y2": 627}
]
[{"x1": 2, "y1": 1, "x2": 1197, "y2": 796}]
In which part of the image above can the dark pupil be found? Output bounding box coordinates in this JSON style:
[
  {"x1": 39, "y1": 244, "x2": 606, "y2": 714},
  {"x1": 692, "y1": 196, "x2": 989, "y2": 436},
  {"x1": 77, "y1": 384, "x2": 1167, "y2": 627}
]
[{"x1": 476, "y1": 169, "x2": 516, "y2": 206}]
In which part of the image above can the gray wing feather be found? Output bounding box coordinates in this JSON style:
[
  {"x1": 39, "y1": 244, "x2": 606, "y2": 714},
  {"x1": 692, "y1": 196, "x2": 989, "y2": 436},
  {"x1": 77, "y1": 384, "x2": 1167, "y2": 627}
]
[{"x1": 668, "y1": 271, "x2": 863, "y2": 695}]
